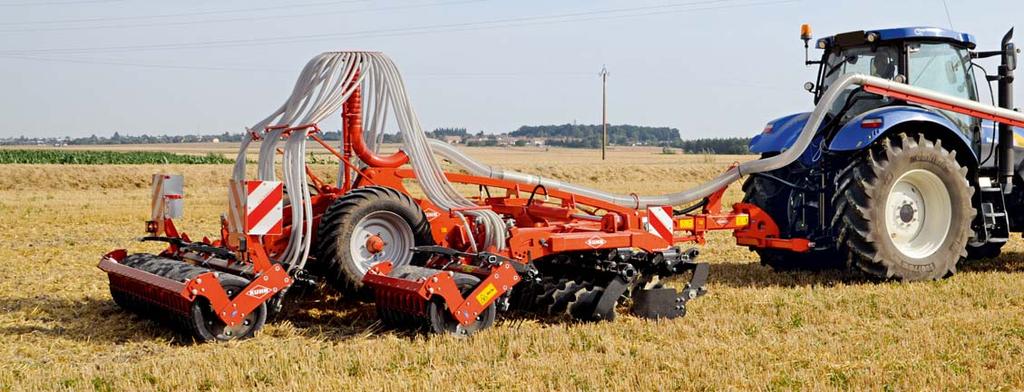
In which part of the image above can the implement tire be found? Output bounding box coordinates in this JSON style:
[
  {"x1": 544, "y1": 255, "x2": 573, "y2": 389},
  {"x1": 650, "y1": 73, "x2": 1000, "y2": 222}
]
[
  {"x1": 315, "y1": 186, "x2": 434, "y2": 293},
  {"x1": 427, "y1": 272, "x2": 496, "y2": 336},
  {"x1": 833, "y1": 133, "x2": 974, "y2": 281}
]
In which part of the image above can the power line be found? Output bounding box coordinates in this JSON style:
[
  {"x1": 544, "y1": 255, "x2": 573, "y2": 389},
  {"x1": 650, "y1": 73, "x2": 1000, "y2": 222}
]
[
  {"x1": 0, "y1": 53, "x2": 292, "y2": 72},
  {"x1": 0, "y1": 0, "x2": 120, "y2": 7},
  {"x1": 0, "y1": 0, "x2": 797, "y2": 56},
  {"x1": 0, "y1": 54, "x2": 595, "y2": 78},
  {"x1": 941, "y1": 0, "x2": 954, "y2": 29},
  {"x1": 0, "y1": 0, "x2": 369, "y2": 26},
  {"x1": 0, "y1": 0, "x2": 485, "y2": 33}
]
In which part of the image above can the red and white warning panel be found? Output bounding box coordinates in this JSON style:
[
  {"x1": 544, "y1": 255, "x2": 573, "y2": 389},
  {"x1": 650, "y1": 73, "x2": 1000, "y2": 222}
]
[
  {"x1": 645, "y1": 205, "x2": 675, "y2": 243},
  {"x1": 228, "y1": 180, "x2": 284, "y2": 236}
]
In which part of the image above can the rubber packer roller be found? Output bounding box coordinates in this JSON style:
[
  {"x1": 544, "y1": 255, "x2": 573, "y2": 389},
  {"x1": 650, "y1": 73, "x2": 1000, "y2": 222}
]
[
  {"x1": 363, "y1": 249, "x2": 523, "y2": 336},
  {"x1": 99, "y1": 238, "x2": 292, "y2": 342}
]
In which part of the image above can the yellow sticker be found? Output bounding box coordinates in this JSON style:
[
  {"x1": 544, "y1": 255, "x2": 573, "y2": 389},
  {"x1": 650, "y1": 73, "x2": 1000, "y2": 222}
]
[
  {"x1": 677, "y1": 218, "x2": 694, "y2": 231},
  {"x1": 475, "y1": 283, "x2": 498, "y2": 306},
  {"x1": 735, "y1": 214, "x2": 749, "y2": 227}
]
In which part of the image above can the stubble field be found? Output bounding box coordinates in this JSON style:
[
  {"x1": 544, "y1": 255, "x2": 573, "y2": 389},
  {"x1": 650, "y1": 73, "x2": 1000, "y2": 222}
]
[{"x1": 1, "y1": 145, "x2": 1023, "y2": 391}]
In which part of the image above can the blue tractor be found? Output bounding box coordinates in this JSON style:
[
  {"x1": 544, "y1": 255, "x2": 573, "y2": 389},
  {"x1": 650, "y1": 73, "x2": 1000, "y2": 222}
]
[{"x1": 742, "y1": 26, "x2": 1021, "y2": 280}]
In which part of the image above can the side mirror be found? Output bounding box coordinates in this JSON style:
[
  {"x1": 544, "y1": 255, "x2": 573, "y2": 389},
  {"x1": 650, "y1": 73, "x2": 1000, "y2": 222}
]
[
  {"x1": 803, "y1": 82, "x2": 815, "y2": 92},
  {"x1": 1002, "y1": 28, "x2": 1017, "y2": 71},
  {"x1": 1005, "y1": 42, "x2": 1018, "y2": 71}
]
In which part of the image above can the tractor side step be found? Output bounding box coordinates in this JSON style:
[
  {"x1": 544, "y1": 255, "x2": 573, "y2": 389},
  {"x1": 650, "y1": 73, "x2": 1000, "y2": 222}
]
[{"x1": 976, "y1": 179, "x2": 1011, "y2": 244}]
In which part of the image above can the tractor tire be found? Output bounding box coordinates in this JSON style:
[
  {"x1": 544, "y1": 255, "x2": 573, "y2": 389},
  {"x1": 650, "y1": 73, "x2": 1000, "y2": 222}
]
[
  {"x1": 315, "y1": 186, "x2": 435, "y2": 293},
  {"x1": 833, "y1": 133, "x2": 974, "y2": 281},
  {"x1": 741, "y1": 174, "x2": 841, "y2": 271}
]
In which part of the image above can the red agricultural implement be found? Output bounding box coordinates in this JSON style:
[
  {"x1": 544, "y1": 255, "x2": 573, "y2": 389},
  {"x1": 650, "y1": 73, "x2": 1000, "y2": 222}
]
[{"x1": 96, "y1": 52, "x2": 786, "y2": 341}]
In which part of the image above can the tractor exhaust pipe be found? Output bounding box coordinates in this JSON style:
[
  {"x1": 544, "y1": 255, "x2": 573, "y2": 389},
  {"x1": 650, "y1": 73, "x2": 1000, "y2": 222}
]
[{"x1": 997, "y1": 28, "x2": 1016, "y2": 193}]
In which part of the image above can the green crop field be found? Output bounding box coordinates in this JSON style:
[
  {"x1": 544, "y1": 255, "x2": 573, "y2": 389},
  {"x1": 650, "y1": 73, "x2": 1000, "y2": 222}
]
[{"x1": 0, "y1": 149, "x2": 232, "y2": 165}]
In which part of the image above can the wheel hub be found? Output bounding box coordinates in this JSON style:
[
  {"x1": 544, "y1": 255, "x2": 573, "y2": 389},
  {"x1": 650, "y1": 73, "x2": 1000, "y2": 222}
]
[
  {"x1": 884, "y1": 169, "x2": 952, "y2": 259},
  {"x1": 365, "y1": 234, "x2": 386, "y2": 254},
  {"x1": 897, "y1": 202, "x2": 917, "y2": 224},
  {"x1": 198, "y1": 287, "x2": 258, "y2": 340},
  {"x1": 350, "y1": 211, "x2": 415, "y2": 274}
]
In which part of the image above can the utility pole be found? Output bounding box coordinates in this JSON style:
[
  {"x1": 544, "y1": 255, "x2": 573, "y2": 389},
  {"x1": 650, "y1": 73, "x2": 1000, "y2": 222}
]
[{"x1": 600, "y1": 65, "x2": 609, "y2": 160}]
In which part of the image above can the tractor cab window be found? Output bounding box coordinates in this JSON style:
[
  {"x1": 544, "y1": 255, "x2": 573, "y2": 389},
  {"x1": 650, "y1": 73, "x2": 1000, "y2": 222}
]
[
  {"x1": 907, "y1": 42, "x2": 978, "y2": 131},
  {"x1": 820, "y1": 45, "x2": 899, "y2": 116},
  {"x1": 821, "y1": 46, "x2": 900, "y2": 92}
]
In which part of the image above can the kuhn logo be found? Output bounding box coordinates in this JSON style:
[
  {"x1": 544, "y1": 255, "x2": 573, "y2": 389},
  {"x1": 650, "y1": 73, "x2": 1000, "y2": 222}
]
[
  {"x1": 424, "y1": 209, "x2": 441, "y2": 221},
  {"x1": 246, "y1": 285, "x2": 272, "y2": 299},
  {"x1": 585, "y1": 236, "x2": 607, "y2": 248}
]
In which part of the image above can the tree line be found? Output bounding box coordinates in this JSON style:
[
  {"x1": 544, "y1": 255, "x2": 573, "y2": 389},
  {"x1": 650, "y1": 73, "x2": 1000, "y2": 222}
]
[
  {"x1": 511, "y1": 124, "x2": 680, "y2": 145},
  {"x1": 672, "y1": 137, "x2": 752, "y2": 154},
  {"x1": 1, "y1": 126, "x2": 752, "y2": 154}
]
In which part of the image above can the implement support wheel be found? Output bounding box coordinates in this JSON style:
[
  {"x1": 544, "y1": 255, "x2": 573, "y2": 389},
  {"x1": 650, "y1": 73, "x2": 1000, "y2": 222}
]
[
  {"x1": 316, "y1": 186, "x2": 435, "y2": 293},
  {"x1": 428, "y1": 272, "x2": 496, "y2": 336}
]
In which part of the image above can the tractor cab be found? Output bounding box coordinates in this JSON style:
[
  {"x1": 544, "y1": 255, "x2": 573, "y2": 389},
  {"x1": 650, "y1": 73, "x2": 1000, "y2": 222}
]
[{"x1": 809, "y1": 27, "x2": 980, "y2": 131}]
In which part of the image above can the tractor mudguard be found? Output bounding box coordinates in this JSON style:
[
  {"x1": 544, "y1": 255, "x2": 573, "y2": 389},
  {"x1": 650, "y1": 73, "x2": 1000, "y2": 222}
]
[
  {"x1": 749, "y1": 112, "x2": 812, "y2": 154},
  {"x1": 827, "y1": 106, "x2": 977, "y2": 164}
]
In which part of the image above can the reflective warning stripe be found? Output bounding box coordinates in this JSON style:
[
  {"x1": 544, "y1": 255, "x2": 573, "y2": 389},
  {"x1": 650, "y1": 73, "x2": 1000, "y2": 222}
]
[
  {"x1": 646, "y1": 205, "x2": 674, "y2": 243},
  {"x1": 244, "y1": 180, "x2": 283, "y2": 235}
]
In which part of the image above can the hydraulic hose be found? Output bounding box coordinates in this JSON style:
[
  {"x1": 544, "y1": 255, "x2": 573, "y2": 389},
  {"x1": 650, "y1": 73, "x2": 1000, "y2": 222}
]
[
  {"x1": 235, "y1": 51, "x2": 508, "y2": 260},
  {"x1": 232, "y1": 53, "x2": 1024, "y2": 269},
  {"x1": 431, "y1": 73, "x2": 1024, "y2": 208}
]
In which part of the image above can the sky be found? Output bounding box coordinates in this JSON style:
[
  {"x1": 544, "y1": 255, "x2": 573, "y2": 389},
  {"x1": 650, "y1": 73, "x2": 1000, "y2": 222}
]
[{"x1": 0, "y1": 0, "x2": 1022, "y2": 140}]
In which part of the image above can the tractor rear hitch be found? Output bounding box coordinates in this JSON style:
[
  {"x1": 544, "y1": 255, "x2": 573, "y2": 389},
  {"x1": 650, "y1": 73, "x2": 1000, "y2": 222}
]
[{"x1": 732, "y1": 202, "x2": 812, "y2": 252}]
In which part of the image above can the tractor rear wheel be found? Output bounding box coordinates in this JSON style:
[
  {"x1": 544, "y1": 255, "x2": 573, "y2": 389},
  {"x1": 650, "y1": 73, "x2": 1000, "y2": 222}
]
[
  {"x1": 834, "y1": 133, "x2": 974, "y2": 281},
  {"x1": 741, "y1": 174, "x2": 841, "y2": 271},
  {"x1": 315, "y1": 186, "x2": 435, "y2": 293}
]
